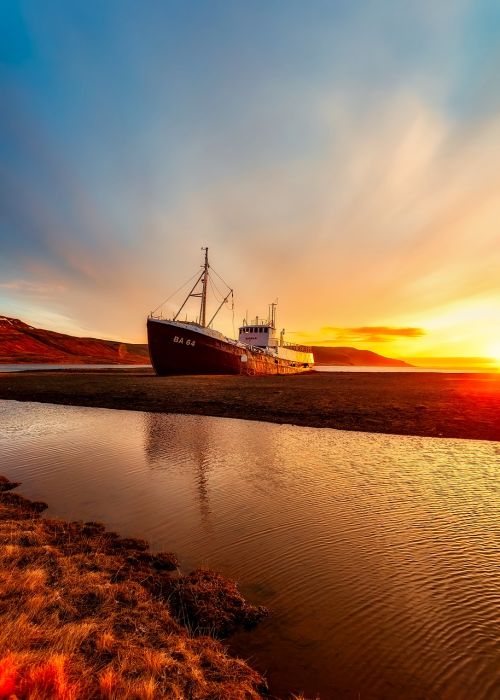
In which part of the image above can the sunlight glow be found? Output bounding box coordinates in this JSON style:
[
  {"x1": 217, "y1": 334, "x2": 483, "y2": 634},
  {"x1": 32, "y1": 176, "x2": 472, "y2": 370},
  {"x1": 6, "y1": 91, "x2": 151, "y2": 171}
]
[{"x1": 485, "y1": 342, "x2": 500, "y2": 364}]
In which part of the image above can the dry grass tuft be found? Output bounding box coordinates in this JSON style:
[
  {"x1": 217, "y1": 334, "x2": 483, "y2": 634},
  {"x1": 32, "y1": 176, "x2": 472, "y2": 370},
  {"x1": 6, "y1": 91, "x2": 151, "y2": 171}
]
[
  {"x1": 0, "y1": 476, "x2": 20, "y2": 493},
  {"x1": 167, "y1": 569, "x2": 269, "y2": 638},
  {"x1": 0, "y1": 476, "x2": 269, "y2": 699}
]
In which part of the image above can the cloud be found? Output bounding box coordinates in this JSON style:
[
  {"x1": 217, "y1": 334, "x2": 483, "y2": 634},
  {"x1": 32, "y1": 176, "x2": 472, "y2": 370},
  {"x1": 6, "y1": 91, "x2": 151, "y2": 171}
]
[
  {"x1": 0, "y1": 280, "x2": 67, "y2": 297},
  {"x1": 1, "y1": 0, "x2": 499, "y2": 357},
  {"x1": 316, "y1": 327, "x2": 426, "y2": 344}
]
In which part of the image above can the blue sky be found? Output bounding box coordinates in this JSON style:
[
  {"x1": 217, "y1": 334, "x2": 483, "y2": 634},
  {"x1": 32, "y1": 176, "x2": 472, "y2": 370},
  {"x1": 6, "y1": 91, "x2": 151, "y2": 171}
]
[{"x1": 1, "y1": 1, "x2": 500, "y2": 360}]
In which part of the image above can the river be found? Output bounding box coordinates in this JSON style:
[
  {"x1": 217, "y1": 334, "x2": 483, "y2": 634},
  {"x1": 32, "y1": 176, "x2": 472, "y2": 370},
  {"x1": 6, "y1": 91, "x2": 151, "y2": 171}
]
[{"x1": 0, "y1": 400, "x2": 498, "y2": 699}]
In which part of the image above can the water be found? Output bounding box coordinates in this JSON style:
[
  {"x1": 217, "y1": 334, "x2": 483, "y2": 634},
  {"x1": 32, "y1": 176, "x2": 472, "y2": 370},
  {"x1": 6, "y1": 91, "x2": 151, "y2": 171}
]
[
  {"x1": 315, "y1": 365, "x2": 499, "y2": 374},
  {"x1": 1, "y1": 400, "x2": 498, "y2": 699},
  {"x1": 0, "y1": 364, "x2": 151, "y2": 372},
  {"x1": 1, "y1": 363, "x2": 495, "y2": 374}
]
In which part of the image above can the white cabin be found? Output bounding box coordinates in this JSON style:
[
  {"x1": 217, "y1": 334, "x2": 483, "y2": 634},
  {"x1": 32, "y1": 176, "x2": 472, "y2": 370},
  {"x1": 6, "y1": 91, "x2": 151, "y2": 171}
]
[
  {"x1": 238, "y1": 320, "x2": 278, "y2": 348},
  {"x1": 238, "y1": 306, "x2": 314, "y2": 366}
]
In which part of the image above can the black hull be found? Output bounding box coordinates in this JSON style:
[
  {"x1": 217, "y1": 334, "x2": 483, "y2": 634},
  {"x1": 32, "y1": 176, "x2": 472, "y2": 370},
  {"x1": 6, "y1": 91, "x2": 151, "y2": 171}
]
[{"x1": 147, "y1": 319, "x2": 313, "y2": 376}]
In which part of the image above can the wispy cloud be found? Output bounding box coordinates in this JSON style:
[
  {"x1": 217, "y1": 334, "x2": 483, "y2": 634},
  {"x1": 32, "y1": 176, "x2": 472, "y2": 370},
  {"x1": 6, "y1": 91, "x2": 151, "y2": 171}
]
[
  {"x1": 0, "y1": 280, "x2": 67, "y2": 297},
  {"x1": 319, "y1": 327, "x2": 426, "y2": 344},
  {"x1": 1, "y1": 1, "x2": 499, "y2": 356}
]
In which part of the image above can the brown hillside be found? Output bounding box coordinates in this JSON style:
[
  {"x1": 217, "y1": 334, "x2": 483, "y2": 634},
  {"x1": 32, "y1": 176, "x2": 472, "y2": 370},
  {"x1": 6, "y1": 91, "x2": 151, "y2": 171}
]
[
  {"x1": 0, "y1": 316, "x2": 149, "y2": 365},
  {"x1": 1, "y1": 315, "x2": 410, "y2": 367},
  {"x1": 311, "y1": 345, "x2": 411, "y2": 367}
]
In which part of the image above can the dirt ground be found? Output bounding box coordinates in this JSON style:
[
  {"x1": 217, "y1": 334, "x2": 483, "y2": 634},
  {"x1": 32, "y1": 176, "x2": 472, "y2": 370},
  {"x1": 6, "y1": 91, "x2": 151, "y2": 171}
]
[{"x1": 1, "y1": 368, "x2": 499, "y2": 441}]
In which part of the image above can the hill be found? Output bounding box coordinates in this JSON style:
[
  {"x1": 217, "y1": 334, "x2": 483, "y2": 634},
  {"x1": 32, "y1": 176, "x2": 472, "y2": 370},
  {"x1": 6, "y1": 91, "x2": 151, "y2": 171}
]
[
  {"x1": 311, "y1": 345, "x2": 411, "y2": 367},
  {"x1": 0, "y1": 316, "x2": 410, "y2": 367},
  {"x1": 0, "y1": 316, "x2": 150, "y2": 365}
]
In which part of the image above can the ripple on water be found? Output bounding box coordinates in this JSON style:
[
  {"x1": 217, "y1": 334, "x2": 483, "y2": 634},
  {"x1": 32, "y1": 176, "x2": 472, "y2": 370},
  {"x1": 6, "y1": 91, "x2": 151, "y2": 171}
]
[{"x1": 0, "y1": 400, "x2": 499, "y2": 699}]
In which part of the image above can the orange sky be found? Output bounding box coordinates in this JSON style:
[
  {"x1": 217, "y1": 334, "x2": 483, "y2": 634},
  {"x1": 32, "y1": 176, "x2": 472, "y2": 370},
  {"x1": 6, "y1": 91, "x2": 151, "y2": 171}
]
[{"x1": 1, "y1": 3, "x2": 499, "y2": 370}]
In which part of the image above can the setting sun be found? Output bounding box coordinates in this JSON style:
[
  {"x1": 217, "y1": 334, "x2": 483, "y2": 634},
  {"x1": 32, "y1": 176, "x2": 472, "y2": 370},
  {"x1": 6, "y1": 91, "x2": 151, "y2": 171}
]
[
  {"x1": 485, "y1": 342, "x2": 500, "y2": 364},
  {"x1": 2, "y1": 4, "x2": 500, "y2": 700}
]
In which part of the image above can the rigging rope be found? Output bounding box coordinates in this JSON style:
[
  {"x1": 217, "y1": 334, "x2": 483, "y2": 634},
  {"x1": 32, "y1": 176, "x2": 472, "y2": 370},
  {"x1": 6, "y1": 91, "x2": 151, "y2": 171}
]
[
  {"x1": 231, "y1": 291, "x2": 236, "y2": 338},
  {"x1": 208, "y1": 274, "x2": 225, "y2": 302},
  {"x1": 207, "y1": 276, "x2": 219, "y2": 302},
  {"x1": 151, "y1": 261, "x2": 235, "y2": 331},
  {"x1": 210, "y1": 266, "x2": 232, "y2": 291},
  {"x1": 151, "y1": 270, "x2": 200, "y2": 315}
]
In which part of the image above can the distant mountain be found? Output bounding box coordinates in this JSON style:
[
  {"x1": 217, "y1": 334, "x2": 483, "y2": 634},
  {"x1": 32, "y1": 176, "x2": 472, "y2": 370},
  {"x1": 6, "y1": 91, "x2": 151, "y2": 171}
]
[
  {"x1": 311, "y1": 345, "x2": 412, "y2": 367},
  {"x1": 0, "y1": 315, "x2": 411, "y2": 367},
  {"x1": 0, "y1": 316, "x2": 150, "y2": 365}
]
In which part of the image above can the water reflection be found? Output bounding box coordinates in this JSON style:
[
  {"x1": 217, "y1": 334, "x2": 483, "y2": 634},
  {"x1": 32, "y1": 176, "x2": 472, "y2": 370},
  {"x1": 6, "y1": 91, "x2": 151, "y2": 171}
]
[
  {"x1": 1, "y1": 400, "x2": 499, "y2": 700},
  {"x1": 144, "y1": 413, "x2": 213, "y2": 525}
]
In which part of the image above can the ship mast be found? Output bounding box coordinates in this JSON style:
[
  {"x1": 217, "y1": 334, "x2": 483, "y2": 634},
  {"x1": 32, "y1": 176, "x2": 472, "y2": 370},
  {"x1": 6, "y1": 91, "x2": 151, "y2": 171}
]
[
  {"x1": 199, "y1": 247, "x2": 209, "y2": 327},
  {"x1": 167, "y1": 246, "x2": 231, "y2": 327}
]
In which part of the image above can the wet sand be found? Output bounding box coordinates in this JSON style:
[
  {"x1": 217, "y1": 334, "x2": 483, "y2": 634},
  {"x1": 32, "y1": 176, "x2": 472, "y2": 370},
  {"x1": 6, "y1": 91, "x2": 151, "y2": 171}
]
[{"x1": 1, "y1": 367, "x2": 499, "y2": 441}]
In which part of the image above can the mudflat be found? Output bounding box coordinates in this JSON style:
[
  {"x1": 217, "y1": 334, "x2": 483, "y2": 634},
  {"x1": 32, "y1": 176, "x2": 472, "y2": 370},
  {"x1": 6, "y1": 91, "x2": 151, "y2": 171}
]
[{"x1": 1, "y1": 368, "x2": 499, "y2": 441}]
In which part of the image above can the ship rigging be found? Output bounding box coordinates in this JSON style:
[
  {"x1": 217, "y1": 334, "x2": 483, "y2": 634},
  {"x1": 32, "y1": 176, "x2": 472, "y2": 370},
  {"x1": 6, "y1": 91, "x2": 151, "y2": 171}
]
[
  {"x1": 150, "y1": 247, "x2": 234, "y2": 330},
  {"x1": 147, "y1": 248, "x2": 314, "y2": 376}
]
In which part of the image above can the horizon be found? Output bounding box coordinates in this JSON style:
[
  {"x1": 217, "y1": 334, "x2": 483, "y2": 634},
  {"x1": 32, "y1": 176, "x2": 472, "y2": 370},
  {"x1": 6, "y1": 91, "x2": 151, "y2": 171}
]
[
  {"x1": 1, "y1": 311, "x2": 498, "y2": 371},
  {"x1": 1, "y1": 2, "x2": 500, "y2": 366}
]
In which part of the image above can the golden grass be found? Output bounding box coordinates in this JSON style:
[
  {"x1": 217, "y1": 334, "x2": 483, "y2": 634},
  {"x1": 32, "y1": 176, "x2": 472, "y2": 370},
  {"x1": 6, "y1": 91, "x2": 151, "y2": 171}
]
[{"x1": 0, "y1": 478, "x2": 268, "y2": 699}]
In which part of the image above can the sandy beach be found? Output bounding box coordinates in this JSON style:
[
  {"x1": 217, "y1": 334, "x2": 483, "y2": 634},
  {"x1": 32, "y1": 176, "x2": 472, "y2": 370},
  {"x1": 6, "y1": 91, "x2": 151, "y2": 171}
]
[{"x1": 1, "y1": 367, "x2": 499, "y2": 441}]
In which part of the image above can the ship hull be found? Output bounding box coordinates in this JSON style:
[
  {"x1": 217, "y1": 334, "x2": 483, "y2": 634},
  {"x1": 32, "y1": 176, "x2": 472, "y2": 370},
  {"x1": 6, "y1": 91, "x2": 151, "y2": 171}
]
[{"x1": 147, "y1": 319, "x2": 314, "y2": 376}]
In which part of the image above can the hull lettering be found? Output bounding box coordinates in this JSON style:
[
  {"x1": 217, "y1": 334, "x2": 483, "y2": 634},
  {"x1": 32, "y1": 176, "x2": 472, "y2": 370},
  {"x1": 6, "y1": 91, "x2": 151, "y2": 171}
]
[{"x1": 173, "y1": 336, "x2": 195, "y2": 347}]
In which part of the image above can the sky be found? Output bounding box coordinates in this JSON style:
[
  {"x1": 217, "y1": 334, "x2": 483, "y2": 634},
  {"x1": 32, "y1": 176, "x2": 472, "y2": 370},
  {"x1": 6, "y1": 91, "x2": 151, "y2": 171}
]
[{"x1": 1, "y1": 1, "x2": 500, "y2": 366}]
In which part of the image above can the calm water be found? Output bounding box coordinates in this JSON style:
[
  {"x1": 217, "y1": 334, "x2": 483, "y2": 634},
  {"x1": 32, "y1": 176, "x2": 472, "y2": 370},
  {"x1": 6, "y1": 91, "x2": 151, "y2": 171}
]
[
  {"x1": 0, "y1": 364, "x2": 151, "y2": 372},
  {"x1": 1, "y1": 364, "x2": 496, "y2": 374},
  {"x1": 315, "y1": 365, "x2": 499, "y2": 373},
  {"x1": 1, "y1": 400, "x2": 499, "y2": 699}
]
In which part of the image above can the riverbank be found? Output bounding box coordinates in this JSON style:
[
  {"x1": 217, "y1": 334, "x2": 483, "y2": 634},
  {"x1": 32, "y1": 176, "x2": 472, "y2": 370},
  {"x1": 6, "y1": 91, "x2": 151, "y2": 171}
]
[
  {"x1": 1, "y1": 368, "x2": 499, "y2": 441},
  {"x1": 0, "y1": 476, "x2": 269, "y2": 699}
]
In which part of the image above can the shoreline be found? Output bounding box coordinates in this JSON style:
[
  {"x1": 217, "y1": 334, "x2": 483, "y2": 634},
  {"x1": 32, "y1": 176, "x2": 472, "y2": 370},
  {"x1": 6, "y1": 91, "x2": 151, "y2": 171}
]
[
  {"x1": 1, "y1": 368, "x2": 499, "y2": 441},
  {"x1": 0, "y1": 475, "x2": 270, "y2": 699}
]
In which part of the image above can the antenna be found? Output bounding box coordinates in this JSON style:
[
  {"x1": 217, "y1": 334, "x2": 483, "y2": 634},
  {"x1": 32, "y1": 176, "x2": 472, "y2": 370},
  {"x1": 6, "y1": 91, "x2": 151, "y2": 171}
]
[{"x1": 270, "y1": 301, "x2": 278, "y2": 328}]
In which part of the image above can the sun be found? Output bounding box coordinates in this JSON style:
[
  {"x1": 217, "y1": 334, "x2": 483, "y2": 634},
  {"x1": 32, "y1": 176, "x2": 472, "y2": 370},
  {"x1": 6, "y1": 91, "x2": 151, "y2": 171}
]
[{"x1": 485, "y1": 341, "x2": 500, "y2": 364}]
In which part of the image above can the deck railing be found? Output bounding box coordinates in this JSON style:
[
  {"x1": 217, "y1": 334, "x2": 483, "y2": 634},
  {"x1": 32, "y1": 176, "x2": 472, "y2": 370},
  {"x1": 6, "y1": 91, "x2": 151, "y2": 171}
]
[{"x1": 282, "y1": 342, "x2": 313, "y2": 353}]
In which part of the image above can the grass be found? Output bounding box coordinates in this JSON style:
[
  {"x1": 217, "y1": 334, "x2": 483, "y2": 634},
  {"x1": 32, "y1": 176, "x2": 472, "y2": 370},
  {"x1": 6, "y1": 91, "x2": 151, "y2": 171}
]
[{"x1": 0, "y1": 476, "x2": 269, "y2": 699}]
